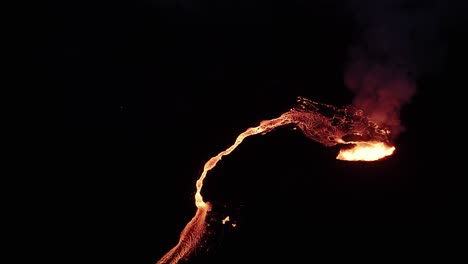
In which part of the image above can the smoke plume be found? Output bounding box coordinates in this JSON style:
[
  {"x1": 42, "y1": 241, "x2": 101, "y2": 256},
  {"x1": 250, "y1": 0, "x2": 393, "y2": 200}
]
[{"x1": 344, "y1": 0, "x2": 446, "y2": 139}]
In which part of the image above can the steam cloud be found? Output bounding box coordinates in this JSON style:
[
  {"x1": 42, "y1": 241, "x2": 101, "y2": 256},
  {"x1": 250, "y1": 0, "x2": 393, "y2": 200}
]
[{"x1": 344, "y1": 0, "x2": 446, "y2": 139}]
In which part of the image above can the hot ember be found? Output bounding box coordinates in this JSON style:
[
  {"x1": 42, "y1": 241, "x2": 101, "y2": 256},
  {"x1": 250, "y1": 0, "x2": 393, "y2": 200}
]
[{"x1": 337, "y1": 141, "x2": 396, "y2": 161}]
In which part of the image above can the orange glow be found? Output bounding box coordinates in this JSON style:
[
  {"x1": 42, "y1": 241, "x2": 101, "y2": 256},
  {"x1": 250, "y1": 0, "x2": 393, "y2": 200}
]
[
  {"x1": 157, "y1": 98, "x2": 397, "y2": 264},
  {"x1": 157, "y1": 114, "x2": 294, "y2": 264},
  {"x1": 336, "y1": 141, "x2": 395, "y2": 161}
]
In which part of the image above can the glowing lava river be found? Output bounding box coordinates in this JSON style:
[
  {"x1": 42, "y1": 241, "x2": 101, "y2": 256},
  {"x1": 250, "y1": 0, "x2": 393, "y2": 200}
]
[{"x1": 157, "y1": 97, "x2": 395, "y2": 264}]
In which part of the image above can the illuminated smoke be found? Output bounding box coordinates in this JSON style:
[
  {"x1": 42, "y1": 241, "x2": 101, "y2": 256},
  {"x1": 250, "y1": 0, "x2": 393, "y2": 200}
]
[
  {"x1": 344, "y1": 0, "x2": 446, "y2": 139},
  {"x1": 345, "y1": 58, "x2": 416, "y2": 139}
]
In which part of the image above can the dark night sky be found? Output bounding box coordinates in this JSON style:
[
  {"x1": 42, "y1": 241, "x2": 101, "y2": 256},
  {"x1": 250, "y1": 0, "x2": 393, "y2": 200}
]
[{"x1": 55, "y1": 1, "x2": 466, "y2": 263}]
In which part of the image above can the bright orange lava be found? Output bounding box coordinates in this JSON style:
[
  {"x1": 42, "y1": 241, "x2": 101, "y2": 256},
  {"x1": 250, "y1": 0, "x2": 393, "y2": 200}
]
[
  {"x1": 157, "y1": 98, "x2": 397, "y2": 264},
  {"x1": 336, "y1": 141, "x2": 396, "y2": 161},
  {"x1": 157, "y1": 114, "x2": 293, "y2": 264}
]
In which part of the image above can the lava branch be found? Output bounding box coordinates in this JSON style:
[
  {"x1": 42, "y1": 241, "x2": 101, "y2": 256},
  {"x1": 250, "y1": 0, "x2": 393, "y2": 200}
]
[
  {"x1": 157, "y1": 114, "x2": 294, "y2": 264},
  {"x1": 195, "y1": 115, "x2": 294, "y2": 208}
]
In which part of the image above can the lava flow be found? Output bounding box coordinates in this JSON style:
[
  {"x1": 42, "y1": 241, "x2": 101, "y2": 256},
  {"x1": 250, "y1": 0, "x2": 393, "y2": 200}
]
[
  {"x1": 337, "y1": 141, "x2": 395, "y2": 161},
  {"x1": 157, "y1": 97, "x2": 395, "y2": 264},
  {"x1": 156, "y1": 115, "x2": 293, "y2": 264}
]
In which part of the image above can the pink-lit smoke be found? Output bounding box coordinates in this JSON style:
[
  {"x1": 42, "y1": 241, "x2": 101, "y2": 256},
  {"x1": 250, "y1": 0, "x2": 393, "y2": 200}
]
[
  {"x1": 344, "y1": 0, "x2": 446, "y2": 139},
  {"x1": 345, "y1": 57, "x2": 415, "y2": 138}
]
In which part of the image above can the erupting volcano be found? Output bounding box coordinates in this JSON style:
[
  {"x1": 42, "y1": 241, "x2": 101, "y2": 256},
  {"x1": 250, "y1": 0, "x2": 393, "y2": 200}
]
[{"x1": 156, "y1": 96, "x2": 395, "y2": 264}]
